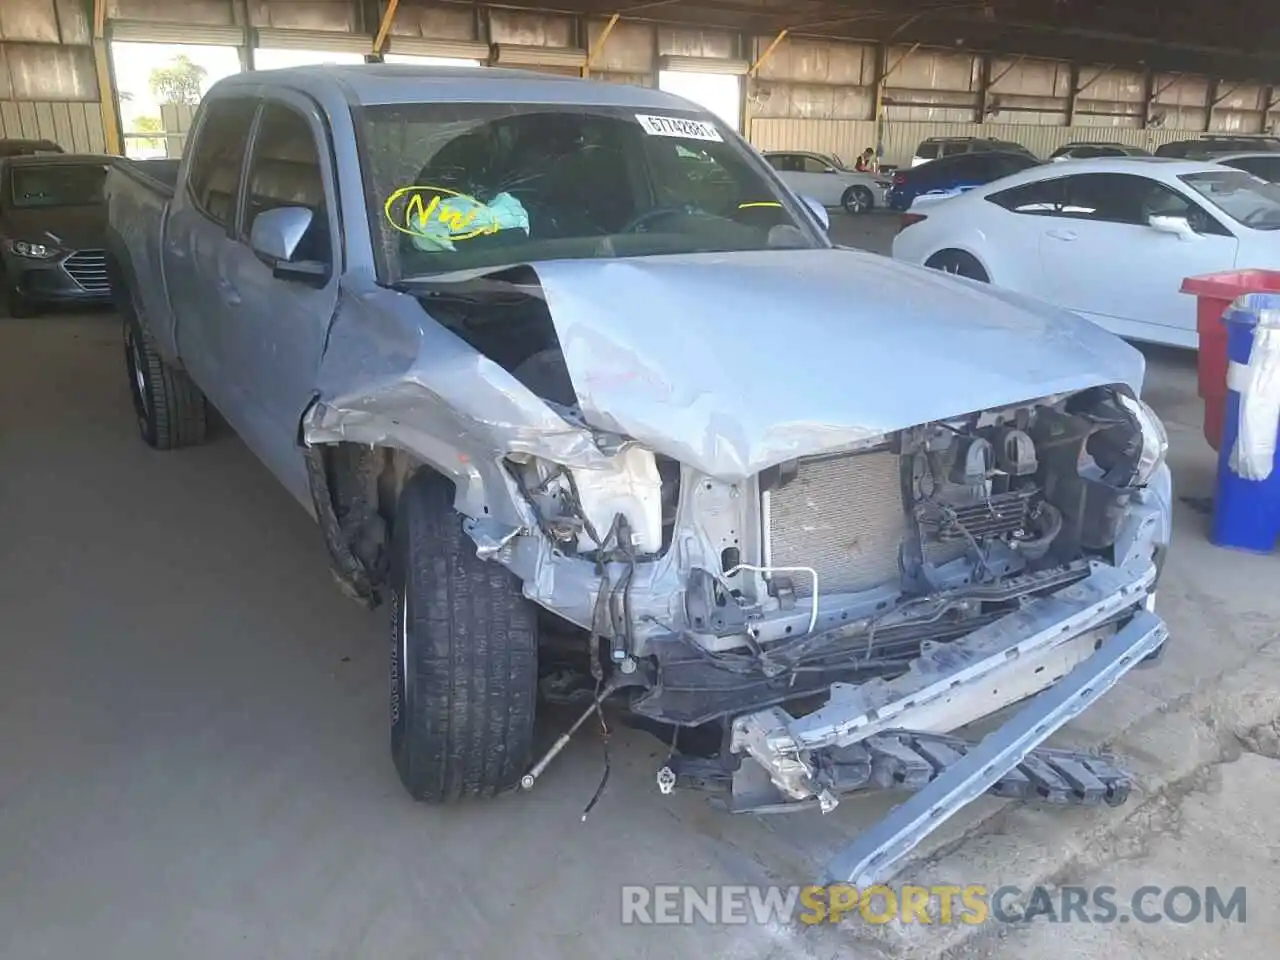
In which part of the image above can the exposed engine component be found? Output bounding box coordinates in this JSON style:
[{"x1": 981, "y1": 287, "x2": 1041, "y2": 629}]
[{"x1": 509, "y1": 449, "x2": 671, "y2": 557}]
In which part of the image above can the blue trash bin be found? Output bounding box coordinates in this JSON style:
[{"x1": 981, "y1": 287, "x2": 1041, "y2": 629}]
[{"x1": 1212, "y1": 292, "x2": 1280, "y2": 552}]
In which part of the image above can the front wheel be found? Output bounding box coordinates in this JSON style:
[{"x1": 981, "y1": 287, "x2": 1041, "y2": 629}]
[
  {"x1": 925, "y1": 249, "x2": 990, "y2": 282},
  {"x1": 841, "y1": 185, "x2": 874, "y2": 214},
  {"x1": 390, "y1": 470, "x2": 539, "y2": 802}
]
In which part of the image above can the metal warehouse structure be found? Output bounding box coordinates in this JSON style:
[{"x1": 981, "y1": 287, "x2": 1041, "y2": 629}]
[{"x1": 1, "y1": 0, "x2": 1278, "y2": 167}]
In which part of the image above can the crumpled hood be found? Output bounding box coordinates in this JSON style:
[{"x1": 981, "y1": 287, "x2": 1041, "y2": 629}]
[{"x1": 528, "y1": 248, "x2": 1145, "y2": 479}]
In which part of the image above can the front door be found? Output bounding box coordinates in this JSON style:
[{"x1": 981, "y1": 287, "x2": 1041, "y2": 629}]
[
  {"x1": 1035, "y1": 172, "x2": 1238, "y2": 343},
  {"x1": 217, "y1": 95, "x2": 340, "y2": 505}
]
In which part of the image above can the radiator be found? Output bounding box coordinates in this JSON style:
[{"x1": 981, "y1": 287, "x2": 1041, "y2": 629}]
[{"x1": 764, "y1": 450, "x2": 907, "y2": 598}]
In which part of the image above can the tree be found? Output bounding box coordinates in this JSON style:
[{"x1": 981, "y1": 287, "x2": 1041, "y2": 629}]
[{"x1": 149, "y1": 55, "x2": 207, "y2": 105}]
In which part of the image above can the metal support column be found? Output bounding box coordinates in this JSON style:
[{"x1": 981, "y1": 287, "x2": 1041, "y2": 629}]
[{"x1": 91, "y1": 0, "x2": 122, "y2": 156}]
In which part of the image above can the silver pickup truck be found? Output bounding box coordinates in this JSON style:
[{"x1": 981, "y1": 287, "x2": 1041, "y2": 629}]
[{"x1": 105, "y1": 65, "x2": 1172, "y2": 884}]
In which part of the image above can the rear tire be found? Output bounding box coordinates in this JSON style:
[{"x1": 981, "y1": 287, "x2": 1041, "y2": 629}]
[
  {"x1": 123, "y1": 315, "x2": 208, "y2": 449},
  {"x1": 925, "y1": 249, "x2": 989, "y2": 282},
  {"x1": 841, "y1": 185, "x2": 874, "y2": 214},
  {"x1": 390, "y1": 469, "x2": 539, "y2": 802}
]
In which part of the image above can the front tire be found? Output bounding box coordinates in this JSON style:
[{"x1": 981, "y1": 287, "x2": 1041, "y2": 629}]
[
  {"x1": 925, "y1": 249, "x2": 990, "y2": 282},
  {"x1": 841, "y1": 185, "x2": 874, "y2": 214},
  {"x1": 390, "y1": 470, "x2": 539, "y2": 802},
  {"x1": 6, "y1": 286, "x2": 34, "y2": 318},
  {"x1": 123, "y1": 315, "x2": 208, "y2": 449}
]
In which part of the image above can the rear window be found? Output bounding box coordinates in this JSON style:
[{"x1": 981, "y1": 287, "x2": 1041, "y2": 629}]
[{"x1": 916, "y1": 142, "x2": 940, "y2": 161}]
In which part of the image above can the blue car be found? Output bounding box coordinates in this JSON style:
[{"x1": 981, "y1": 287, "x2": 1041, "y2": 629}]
[{"x1": 887, "y1": 151, "x2": 1040, "y2": 211}]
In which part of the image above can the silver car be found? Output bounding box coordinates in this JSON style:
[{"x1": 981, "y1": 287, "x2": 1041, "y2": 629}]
[{"x1": 105, "y1": 65, "x2": 1171, "y2": 883}]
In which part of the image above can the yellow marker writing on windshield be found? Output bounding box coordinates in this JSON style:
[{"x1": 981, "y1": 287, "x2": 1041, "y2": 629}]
[{"x1": 384, "y1": 185, "x2": 501, "y2": 242}]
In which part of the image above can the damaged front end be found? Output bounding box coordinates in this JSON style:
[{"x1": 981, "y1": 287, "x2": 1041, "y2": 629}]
[{"x1": 302, "y1": 253, "x2": 1170, "y2": 884}]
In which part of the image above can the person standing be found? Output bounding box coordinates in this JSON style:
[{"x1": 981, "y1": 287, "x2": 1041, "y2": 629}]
[{"x1": 854, "y1": 147, "x2": 877, "y2": 172}]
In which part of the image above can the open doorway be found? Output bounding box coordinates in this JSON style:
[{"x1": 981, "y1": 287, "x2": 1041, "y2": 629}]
[
  {"x1": 111, "y1": 42, "x2": 241, "y2": 158},
  {"x1": 658, "y1": 70, "x2": 741, "y2": 131},
  {"x1": 253, "y1": 48, "x2": 365, "y2": 69}
]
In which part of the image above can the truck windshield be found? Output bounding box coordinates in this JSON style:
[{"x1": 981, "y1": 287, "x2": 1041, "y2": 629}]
[
  {"x1": 10, "y1": 164, "x2": 108, "y2": 208},
  {"x1": 357, "y1": 102, "x2": 822, "y2": 282}
]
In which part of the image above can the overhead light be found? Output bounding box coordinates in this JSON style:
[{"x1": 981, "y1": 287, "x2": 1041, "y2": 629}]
[
  {"x1": 491, "y1": 44, "x2": 587, "y2": 68},
  {"x1": 659, "y1": 55, "x2": 750, "y2": 76},
  {"x1": 388, "y1": 38, "x2": 490, "y2": 61}
]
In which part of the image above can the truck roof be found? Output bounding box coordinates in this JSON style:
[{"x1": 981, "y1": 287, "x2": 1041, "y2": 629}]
[{"x1": 213, "y1": 63, "x2": 701, "y2": 111}]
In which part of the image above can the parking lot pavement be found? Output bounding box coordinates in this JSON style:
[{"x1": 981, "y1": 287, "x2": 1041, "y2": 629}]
[
  {"x1": 829, "y1": 208, "x2": 900, "y2": 254},
  {"x1": 2, "y1": 246, "x2": 1277, "y2": 959}
]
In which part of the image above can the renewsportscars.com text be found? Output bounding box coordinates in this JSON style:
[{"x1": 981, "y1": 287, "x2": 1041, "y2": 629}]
[{"x1": 620, "y1": 884, "x2": 1247, "y2": 926}]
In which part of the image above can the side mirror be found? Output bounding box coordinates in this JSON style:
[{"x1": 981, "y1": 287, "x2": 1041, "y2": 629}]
[
  {"x1": 250, "y1": 206, "x2": 314, "y2": 263},
  {"x1": 1148, "y1": 214, "x2": 1197, "y2": 241},
  {"x1": 799, "y1": 195, "x2": 830, "y2": 231}
]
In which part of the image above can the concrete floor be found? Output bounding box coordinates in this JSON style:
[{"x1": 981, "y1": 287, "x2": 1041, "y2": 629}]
[{"x1": 2, "y1": 216, "x2": 1277, "y2": 959}]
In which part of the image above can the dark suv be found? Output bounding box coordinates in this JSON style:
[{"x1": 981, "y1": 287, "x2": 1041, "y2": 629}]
[
  {"x1": 910, "y1": 136, "x2": 1036, "y2": 167},
  {"x1": 1154, "y1": 135, "x2": 1280, "y2": 159},
  {"x1": 888, "y1": 150, "x2": 1040, "y2": 211}
]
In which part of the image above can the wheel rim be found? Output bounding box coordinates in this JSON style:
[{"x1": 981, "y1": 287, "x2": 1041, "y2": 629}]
[
  {"x1": 125, "y1": 327, "x2": 149, "y2": 421},
  {"x1": 391, "y1": 589, "x2": 408, "y2": 729}
]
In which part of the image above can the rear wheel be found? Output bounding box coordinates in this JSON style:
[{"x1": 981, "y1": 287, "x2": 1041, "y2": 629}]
[
  {"x1": 390, "y1": 469, "x2": 539, "y2": 802},
  {"x1": 841, "y1": 185, "x2": 874, "y2": 214},
  {"x1": 123, "y1": 315, "x2": 208, "y2": 449},
  {"x1": 925, "y1": 249, "x2": 989, "y2": 282}
]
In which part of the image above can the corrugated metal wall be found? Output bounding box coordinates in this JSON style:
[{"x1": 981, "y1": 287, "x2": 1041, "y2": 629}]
[
  {"x1": 744, "y1": 33, "x2": 1275, "y2": 165},
  {"x1": 750, "y1": 118, "x2": 1205, "y2": 167},
  {"x1": 0, "y1": 0, "x2": 105, "y2": 153},
  {"x1": 4, "y1": 0, "x2": 1275, "y2": 161}
]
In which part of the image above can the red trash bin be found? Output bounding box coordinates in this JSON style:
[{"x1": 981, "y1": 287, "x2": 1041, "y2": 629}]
[{"x1": 1180, "y1": 270, "x2": 1280, "y2": 450}]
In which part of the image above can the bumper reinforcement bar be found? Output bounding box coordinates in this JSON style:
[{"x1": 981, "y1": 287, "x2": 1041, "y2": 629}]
[{"x1": 822, "y1": 608, "x2": 1166, "y2": 885}]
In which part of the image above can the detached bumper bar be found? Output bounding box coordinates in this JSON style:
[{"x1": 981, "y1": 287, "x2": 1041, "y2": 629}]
[
  {"x1": 726, "y1": 560, "x2": 1163, "y2": 883},
  {"x1": 824, "y1": 608, "x2": 1165, "y2": 885}
]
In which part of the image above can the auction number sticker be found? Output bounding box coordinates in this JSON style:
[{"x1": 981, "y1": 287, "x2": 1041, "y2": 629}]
[{"x1": 635, "y1": 114, "x2": 723, "y2": 142}]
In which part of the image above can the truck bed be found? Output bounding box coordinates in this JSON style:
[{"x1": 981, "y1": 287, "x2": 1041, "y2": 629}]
[{"x1": 104, "y1": 158, "x2": 181, "y2": 362}]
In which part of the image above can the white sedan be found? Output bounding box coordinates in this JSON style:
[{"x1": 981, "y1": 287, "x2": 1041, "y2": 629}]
[
  {"x1": 763, "y1": 150, "x2": 891, "y2": 213},
  {"x1": 892, "y1": 157, "x2": 1280, "y2": 348}
]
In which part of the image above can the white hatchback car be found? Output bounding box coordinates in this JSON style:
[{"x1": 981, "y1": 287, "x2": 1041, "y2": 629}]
[
  {"x1": 763, "y1": 150, "x2": 891, "y2": 213},
  {"x1": 892, "y1": 157, "x2": 1280, "y2": 348}
]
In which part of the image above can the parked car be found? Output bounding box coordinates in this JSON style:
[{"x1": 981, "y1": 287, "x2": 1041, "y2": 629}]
[
  {"x1": 1049, "y1": 142, "x2": 1150, "y2": 161},
  {"x1": 0, "y1": 138, "x2": 64, "y2": 159},
  {"x1": 762, "y1": 150, "x2": 891, "y2": 212},
  {"x1": 910, "y1": 136, "x2": 1036, "y2": 167},
  {"x1": 1213, "y1": 152, "x2": 1280, "y2": 183},
  {"x1": 1154, "y1": 135, "x2": 1280, "y2": 159},
  {"x1": 892, "y1": 157, "x2": 1280, "y2": 348},
  {"x1": 104, "y1": 66, "x2": 1171, "y2": 883},
  {"x1": 888, "y1": 150, "x2": 1040, "y2": 210},
  {"x1": 1, "y1": 153, "x2": 112, "y2": 317}
]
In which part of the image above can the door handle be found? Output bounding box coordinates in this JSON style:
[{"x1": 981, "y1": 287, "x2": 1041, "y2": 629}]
[{"x1": 1045, "y1": 228, "x2": 1078, "y2": 241}]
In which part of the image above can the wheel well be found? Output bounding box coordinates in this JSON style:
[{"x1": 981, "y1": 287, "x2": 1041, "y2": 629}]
[
  {"x1": 307, "y1": 443, "x2": 432, "y2": 605},
  {"x1": 925, "y1": 248, "x2": 990, "y2": 281}
]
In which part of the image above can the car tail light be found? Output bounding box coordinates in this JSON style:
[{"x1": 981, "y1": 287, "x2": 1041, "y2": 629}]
[
  {"x1": 899, "y1": 213, "x2": 928, "y2": 231},
  {"x1": 894, "y1": 172, "x2": 908, "y2": 185}
]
